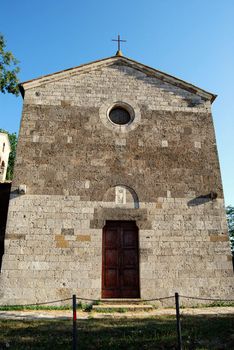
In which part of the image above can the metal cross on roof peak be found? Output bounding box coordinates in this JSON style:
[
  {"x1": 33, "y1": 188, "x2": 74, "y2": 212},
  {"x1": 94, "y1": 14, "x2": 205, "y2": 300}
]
[{"x1": 112, "y1": 34, "x2": 126, "y2": 56}]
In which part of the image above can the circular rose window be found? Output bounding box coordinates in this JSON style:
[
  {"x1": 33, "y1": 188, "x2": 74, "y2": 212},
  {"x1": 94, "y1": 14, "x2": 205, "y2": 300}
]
[
  {"x1": 100, "y1": 100, "x2": 140, "y2": 132},
  {"x1": 109, "y1": 106, "x2": 131, "y2": 125}
]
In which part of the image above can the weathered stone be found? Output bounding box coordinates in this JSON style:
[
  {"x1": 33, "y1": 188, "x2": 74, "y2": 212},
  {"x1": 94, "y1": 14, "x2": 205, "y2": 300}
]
[
  {"x1": 210, "y1": 234, "x2": 229, "y2": 242},
  {"x1": 61, "y1": 228, "x2": 74, "y2": 235},
  {"x1": 55, "y1": 235, "x2": 69, "y2": 248},
  {"x1": 76, "y1": 235, "x2": 91, "y2": 242}
]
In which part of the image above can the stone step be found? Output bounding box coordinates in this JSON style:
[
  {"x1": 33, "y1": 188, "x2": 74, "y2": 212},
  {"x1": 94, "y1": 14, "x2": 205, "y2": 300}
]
[
  {"x1": 92, "y1": 303, "x2": 153, "y2": 312},
  {"x1": 100, "y1": 298, "x2": 143, "y2": 304}
]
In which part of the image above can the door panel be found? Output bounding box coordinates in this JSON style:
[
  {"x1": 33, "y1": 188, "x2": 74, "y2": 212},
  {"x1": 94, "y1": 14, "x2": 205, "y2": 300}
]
[
  {"x1": 102, "y1": 221, "x2": 140, "y2": 298},
  {"x1": 123, "y1": 249, "x2": 137, "y2": 266},
  {"x1": 105, "y1": 249, "x2": 118, "y2": 266},
  {"x1": 123, "y1": 230, "x2": 137, "y2": 247},
  {"x1": 105, "y1": 269, "x2": 118, "y2": 288},
  {"x1": 105, "y1": 229, "x2": 118, "y2": 247}
]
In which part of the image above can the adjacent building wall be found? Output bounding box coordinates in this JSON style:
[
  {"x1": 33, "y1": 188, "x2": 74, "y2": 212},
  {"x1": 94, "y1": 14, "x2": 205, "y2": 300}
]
[{"x1": 0, "y1": 133, "x2": 11, "y2": 183}]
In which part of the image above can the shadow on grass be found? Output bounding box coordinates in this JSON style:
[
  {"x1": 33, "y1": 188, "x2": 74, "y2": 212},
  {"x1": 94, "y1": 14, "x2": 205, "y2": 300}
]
[{"x1": 0, "y1": 314, "x2": 233, "y2": 349}]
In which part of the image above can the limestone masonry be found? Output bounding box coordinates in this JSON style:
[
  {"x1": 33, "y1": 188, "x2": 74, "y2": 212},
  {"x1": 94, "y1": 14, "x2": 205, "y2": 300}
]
[{"x1": 0, "y1": 55, "x2": 233, "y2": 305}]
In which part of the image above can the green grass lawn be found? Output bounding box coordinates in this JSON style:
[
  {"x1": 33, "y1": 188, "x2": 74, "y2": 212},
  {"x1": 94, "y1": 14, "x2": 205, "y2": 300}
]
[{"x1": 0, "y1": 314, "x2": 233, "y2": 349}]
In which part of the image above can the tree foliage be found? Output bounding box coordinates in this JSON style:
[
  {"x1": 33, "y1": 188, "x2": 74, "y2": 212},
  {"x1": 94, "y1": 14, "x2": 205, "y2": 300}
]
[
  {"x1": 0, "y1": 129, "x2": 17, "y2": 180},
  {"x1": 226, "y1": 206, "x2": 234, "y2": 254},
  {"x1": 0, "y1": 34, "x2": 20, "y2": 95}
]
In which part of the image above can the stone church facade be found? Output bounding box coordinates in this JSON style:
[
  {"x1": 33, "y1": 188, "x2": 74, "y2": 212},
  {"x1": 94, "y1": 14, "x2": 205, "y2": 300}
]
[{"x1": 0, "y1": 55, "x2": 233, "y2": 304}]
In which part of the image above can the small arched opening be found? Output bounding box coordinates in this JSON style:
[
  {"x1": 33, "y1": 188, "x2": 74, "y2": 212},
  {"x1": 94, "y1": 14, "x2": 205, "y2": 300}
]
[{"x1": 103, "y1": 185, "x2": 139, "y2": 209}]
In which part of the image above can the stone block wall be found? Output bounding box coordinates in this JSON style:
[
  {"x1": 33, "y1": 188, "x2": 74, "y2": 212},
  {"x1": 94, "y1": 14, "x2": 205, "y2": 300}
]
[{"x1": 0, "y1": 195, "x2": 232, "y2": 305}]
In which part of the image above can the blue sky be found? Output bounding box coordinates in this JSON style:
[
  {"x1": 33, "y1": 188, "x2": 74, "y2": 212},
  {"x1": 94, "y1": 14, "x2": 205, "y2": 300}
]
[{"x1": 1, "y1": 0, "x2": 233, "y2": 205}]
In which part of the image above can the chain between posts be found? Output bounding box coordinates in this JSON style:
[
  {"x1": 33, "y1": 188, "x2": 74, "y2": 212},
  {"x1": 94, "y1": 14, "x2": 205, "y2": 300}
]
[
  {"x1": 4, "y1": 294, "x2": 234, "y2": 308},
  {"x1": 3, "y1": 292, "x2": 234, "y2": 350}
]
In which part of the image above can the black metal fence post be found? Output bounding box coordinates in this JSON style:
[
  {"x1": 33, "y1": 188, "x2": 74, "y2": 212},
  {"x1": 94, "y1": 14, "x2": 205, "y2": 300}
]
[
  {"x1": 72, "y1": 294, "x2": 77, "y2": 350},
  {"x1": 175, "y1": 292, "x2": 182, "y2": 350}
]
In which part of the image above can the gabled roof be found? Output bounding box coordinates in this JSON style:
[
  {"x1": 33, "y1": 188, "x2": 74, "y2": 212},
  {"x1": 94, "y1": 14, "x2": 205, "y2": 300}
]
[{"x1": 19, "y1": 55, "x2": 217, "y2": 103}]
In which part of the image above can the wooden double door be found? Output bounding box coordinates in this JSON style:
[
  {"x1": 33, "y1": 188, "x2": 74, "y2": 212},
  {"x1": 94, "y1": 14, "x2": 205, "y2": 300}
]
[{"x1": 102, "y1": 221, "x2": 140, "y2": 298}]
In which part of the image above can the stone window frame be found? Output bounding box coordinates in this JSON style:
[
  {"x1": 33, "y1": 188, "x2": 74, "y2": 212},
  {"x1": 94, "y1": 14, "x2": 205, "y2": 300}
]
[{"x1": 99, "y1": 100, "x2": 141, "y2": 133}]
